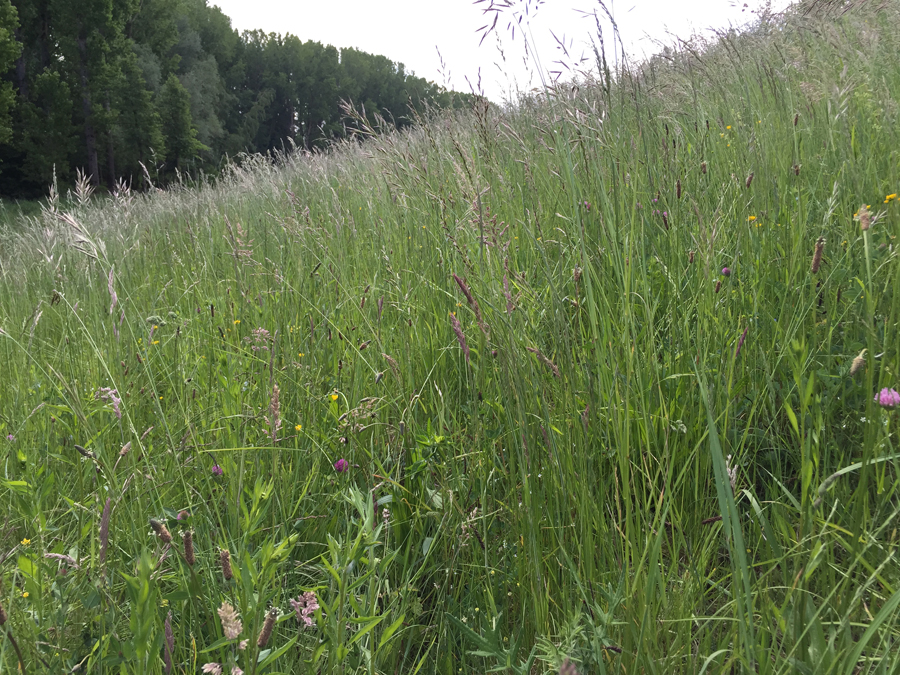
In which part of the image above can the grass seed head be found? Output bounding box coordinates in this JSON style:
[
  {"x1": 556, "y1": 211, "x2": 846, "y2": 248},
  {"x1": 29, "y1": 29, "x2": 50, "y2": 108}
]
[
  {"x1": 220, "y1": 548, "x2": 233, "y2": 581},
  {"x1": 150, "y1": 518, "x2": 172, "y2": 544},
  {"x1": 859, "y1": 204, "x2": 871, "y2": 231},
  {"x1": 850, "y1": 349, "x2": 867, "y2": 376},
  {"x1": 183, "y1": 530, "x2": 195, "y2": 566},
  {"x1": 745, "y1": 172, "x2": 754, "y2": 188},
  {"x1": 811, "y1": 237, "x2": 825, "y2": 274},
  {"x1": 257, "y1": 608, "x2": 277, "y2": 647}
]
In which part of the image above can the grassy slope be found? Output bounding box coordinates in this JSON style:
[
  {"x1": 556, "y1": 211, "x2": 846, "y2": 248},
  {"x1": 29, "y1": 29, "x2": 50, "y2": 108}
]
[{"x1": 1, "y1": 2, "x2": 899, "y2": 673}]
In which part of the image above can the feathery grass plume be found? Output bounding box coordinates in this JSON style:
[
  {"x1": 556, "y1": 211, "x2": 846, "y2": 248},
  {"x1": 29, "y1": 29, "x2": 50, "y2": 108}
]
[
  {"x1": 183, "y1": 530, "x2": 195, "y2": 566},
  {"x1": 201, "y1": 665, "x2": 222, "y2": 675},
  {"x1": 859, "y1": 204, "x2": 871, "y2": 231},
  {"x1": 452, "y1": 273, "x2": 488, "y2": 337},
  {"x1": 360, "y1": 295, "x2": 366, "y2": 309},
  {"x1": 219, "y1": 548, "x2": 233, "y2": 581},
  {"x1": 811, "y1": 237, "x2": 825, "y2": 274},
  {"x1": 108, "y1": 266, "x2": 117, "y2": 314},
  {"x1": 526, "y1": 347, "x2": 560, "y2": 378},
  {"x1": 269, "y1": 383, "x2": 281, "y2": 443},
  {"x1": 257, "y1": 608, "x2": 277, "y2": 647},
  {"x1": 689, "y1": 250, "x2": 695, "y2": 264},
  {"x1": 793, "y1": 163, "x2": 801, "y2": 175},
  {"x1": 99, "y1": 497, "x2": 111, "y2": 562},
  {"x1": 119, "y1": 441, "x2": 131, "y2": 456},
  {"x1": 794, "y1": 112, "x2": 799, "y2": 126},
  {"x1": 676, "y1": 179, "x2": 682, "y2": 199},
  {"x1": 850, "y1": 349, "x2": 867, "y2": 376},
  {"x1": 735, "y1": 327, "x2": 748, "y2": 358},
  {"x1": 382, "y1": 353, "x2": 400, "y2": 377},
  {"x1": 218, "y1": 602, "x2": 243, "y2": 640},
  {"x1": 715, "y1": 280, "x2": 722, "y2": 294},
  {"x1": 573, "y1": 266, "x2": 582, "y2": 284},
  {"x1": 150, "y1": 518, "x2": 173, "y2": 544},
  {"x1": 377, "y1": 296, "x2": 384, "y2": 321},
  {"x1": 700, "y1": 161, "x2": 707, "y2": 174},
  {"x1": 164, "y1": 611, "x2": 174, "y2": 675},
  {"x1": 449, "y1": 312, "x2": 470, "y2": 363},
  {"x1": 745, "y1": 172, "x2": 754, "y2": 188}
]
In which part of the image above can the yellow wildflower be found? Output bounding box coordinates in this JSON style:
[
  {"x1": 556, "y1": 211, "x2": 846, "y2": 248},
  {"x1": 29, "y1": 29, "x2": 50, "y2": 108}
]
[
  {"x1": 726, "y1": 125, "x2": 732, "y2": 130},
  {"x1": 748, "y1": 215, "x2": 756, "y2": 222},
  {"x1": 330, "y1": 394, "x2": 338, "y2": 401},
  {"x1": 22, "y1": 592, "x2": 29, "y2": 598},
  {"x1": 295, "y1": 424, "x2": 302, "y2": 431},
  {"x1": 21, "y1": 538, "x2": 30, "y2": 546},
  {"x1": 152, "y1": 340, "x2": 160, "y2": 345},
  {"x1": 233, "y1": 320, "x2": 241, "y2": 325}
]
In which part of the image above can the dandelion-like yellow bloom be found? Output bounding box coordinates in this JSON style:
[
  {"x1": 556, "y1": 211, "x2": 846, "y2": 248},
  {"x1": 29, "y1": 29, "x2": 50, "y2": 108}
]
[
  {"x1": 234, "y1": 320, "x2": 241, "y2": 325},
  {"x1": 298, "y1": 352, "x2": 304, "y2": 357},
  {"x1": 152, "y1": 340, "x2": 160, "y2": 345},
  {"x1": 21, "y1": 538, "x2": 30, "y2": 546},
  {"x1": 726, "y1": 125, "x2": 732, "y2": 130},
  {"x1": 748, "y1": 215, "x2": 756, "y2": 221},
  {"x1": 295, "y1": 424, "x2": 302, "y2": 431},
  {"x1": 330, "y1": 394, "x2": 338, "y2": 401},
  {"x1": 22, "y1": 592, "x2": 29, "y2": 598}
]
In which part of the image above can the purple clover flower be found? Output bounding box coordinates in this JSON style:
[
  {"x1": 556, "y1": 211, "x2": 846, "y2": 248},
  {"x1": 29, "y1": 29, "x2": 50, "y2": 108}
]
[
  {"x1": 334, "y1": 458, "x2": 349, "y2": 473},
  {"x1": 6, "y1": 434, "x2": 14, "y2": 442},
  {"x1": 722, "y1": 267, "x2": 731, "y2": 277},
  {"x1": 874, "y1": 388, "x2": 900, "y2": 409},
  {"x1": 211, "y1": 464, "x2": 223, "y2": 477}
]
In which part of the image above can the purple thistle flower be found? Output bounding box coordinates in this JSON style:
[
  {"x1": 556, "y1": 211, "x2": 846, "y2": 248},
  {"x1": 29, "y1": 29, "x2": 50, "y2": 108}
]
[
  {"x1": 211, "y1": 464, "x2": 224, "y2": 477},
  {"x1": 874, "y1": 388, "x2": 900, "y2": 409},
  {"x1": 5, "y1": 434, "x2": 14, "y2": 442},
  {"x1": 722, "y1": 267, "x2": 731, "y2": 277},
  {"x1": 334, "y1": 458, "x2": 349, "y2": 473}
]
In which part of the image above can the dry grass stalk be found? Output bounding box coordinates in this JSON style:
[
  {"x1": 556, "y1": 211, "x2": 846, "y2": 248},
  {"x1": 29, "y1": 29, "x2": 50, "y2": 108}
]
[
  {"x1": 99, "y1": 498, "x2": 111, "y2": 562},
  {"x1": 526, "y1": 347, "x2": 560, "y2": 378},
  {"x1": 164, "y1": 611, "x2": 174, "y2": 675},
  {"x1": 269, "y1": 383, "x2": 281, "y2": 443}
]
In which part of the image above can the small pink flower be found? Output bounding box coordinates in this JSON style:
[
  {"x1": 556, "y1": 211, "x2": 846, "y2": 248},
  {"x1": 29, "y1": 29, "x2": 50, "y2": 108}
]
[
  {"x1": 722, "y1": 267, "x2": 731, "y2": 277},
  {"x1": 202, "y1": 664, "x2": 223, "y2": 675},
  {"x1": 875, "y1": 388, "x2": 900, "y2": 409},
  {"x1": 334, "y1": 458, "x2": 349, "y2": 473},
  {"x1": 212, "y1": 464, "x2": 224, "y2": 477}
]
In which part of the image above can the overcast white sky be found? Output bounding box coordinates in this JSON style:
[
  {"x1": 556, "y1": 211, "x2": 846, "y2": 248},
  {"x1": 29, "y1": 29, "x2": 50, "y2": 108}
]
[{"x1": 211, "y1": 0, "x2": 794, "y2": 102}]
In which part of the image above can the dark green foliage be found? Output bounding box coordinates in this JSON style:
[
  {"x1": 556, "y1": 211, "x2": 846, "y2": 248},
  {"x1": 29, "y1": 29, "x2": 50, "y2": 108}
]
[
  {"x1": 0, "y1": 0, "x2": 469, "y2": 198},
  {"x1": 157, "y1": 72, "x2": 203, "y2": 174}
]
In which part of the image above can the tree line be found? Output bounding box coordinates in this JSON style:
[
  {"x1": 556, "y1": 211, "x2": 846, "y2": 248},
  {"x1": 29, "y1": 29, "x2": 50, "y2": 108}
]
[{"x1": 0, "y1": 0, "x2": 472, "y2": 199}]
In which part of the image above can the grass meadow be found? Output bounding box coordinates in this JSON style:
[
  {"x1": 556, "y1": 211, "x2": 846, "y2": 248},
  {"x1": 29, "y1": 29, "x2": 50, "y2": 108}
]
[{"x1": 1, "y1": 2, "x2": 900, "y2": 673}]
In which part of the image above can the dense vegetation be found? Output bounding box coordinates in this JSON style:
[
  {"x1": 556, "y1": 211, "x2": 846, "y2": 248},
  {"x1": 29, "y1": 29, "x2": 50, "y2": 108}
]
[
  {"x1": 1, "y1": 0, "x2": 900, "y2": 673},
  {"x1": 0, "y1": 0, "x2": 470, "y2": 199}
]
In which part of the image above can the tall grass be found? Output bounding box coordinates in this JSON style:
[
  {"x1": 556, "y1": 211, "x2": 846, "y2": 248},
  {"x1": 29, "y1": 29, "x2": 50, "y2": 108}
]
[{"x1": 1, "y1": 2, "x2": 899, "y2": 673}]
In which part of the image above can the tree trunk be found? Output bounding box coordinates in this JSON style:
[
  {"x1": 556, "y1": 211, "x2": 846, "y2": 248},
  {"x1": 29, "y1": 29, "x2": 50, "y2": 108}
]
[
  {"x1": 77, "y1": 35, "x2": 99, "y2": 185},
  {"x1": 105, "y1": 94, "x2": 115, "y2": 189},
  {"x1": 13, "y1": 28, "x2": 27, "y2": 100}
]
